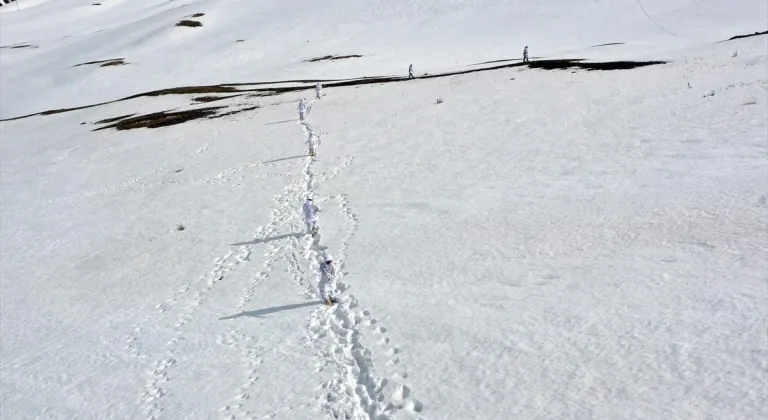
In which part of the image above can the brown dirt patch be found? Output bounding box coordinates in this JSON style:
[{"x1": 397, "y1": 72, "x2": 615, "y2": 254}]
[
  {"x1": 209, "y1": 105, "x2": 261, "y2": 119},
  {"x1": 95, "y1": 113, "x2": 136, "y2": 124},
  {"x1": 192, "y1": 94, "x2": 243, "y2": 103},
  {"x1": 305, "y1": 54, "x2": 362, "y2": 62},
  {"x1": 727, "y1": 30, "x2": 768, "y2": 41},
  {"x1": 100, "y1": 59, "x2": 127, "y2": 67},
  {"x1": 94, "y1": 107, "x2": 224, "y2": 131},
  {"x1": 176, "y1": 20, "x2": 202, "y2": 28},
  {"x1": 1, "y1": 43, "x2": 39, "y2": 49},
  {"x1": 74, "y1": 58, "x2": 125, "y2": 67}
]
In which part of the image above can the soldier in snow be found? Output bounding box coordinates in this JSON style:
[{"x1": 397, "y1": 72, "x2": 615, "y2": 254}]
[
  {"x1": 523, "y1": 46, "x2": 529, "y2": 63},
  {"x1": 315, "y1": 82, "x2": 324, "y2": 99},
  {"x1": 319, "y1": 251, "x2": 338, "y2": 306},
  {"x1": 298, "y1": 98, "x2": 308, "y2": 121},
  {"x1": 303, "y1": 196, "x2": 320, "y2": 235},
  {"x1": 307, "y1": 131, "x2": 320, "y2": 157},
  {"x1": 408, "y1": 64, "x2": 414, "y2": 79}
]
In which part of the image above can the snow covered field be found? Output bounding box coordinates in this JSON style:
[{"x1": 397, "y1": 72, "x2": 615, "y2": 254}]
[{"x1": 1, "y1": 1, "x2": 767, "y2": 419}]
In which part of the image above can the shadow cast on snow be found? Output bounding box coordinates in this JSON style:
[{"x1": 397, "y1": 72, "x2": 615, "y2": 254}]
[
  {"x1": 264, "y1": 119, "x2": 297, "y2": 125},
  {"x1": 220, "y1": 301, "x2": 322, "y2": 319},
  {"x1": 261, "y1": 154, "x2": 308, "y2": 164},
  {"x1": 230, "y1": 232, "x2": 304, "y2": 246}
]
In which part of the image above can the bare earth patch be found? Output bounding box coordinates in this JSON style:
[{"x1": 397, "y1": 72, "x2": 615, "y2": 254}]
[
  {"x1": 74, "y1": 58, "x2": 126, "y2": 67},
  {"x1": 95, "y1": 113, "x2": 136, "y2": 124},
  {"x1": 305, "y1": 54, "x2": 363, "y2": 62},
  {"x1": 210, "y1": 105, "x2": 261, "y2": 119},
  {"x1": 0, "y1": 43, "x2": 39, "y2": 50},
  {"x1": 192, "y1": 95, "x2": 243, "y2": 103},
  {"x1": 526, "y1": 59, "x2": 666, "y2": 71},
  {"x1": 2, "y1": 59, "x2": 668, "y2": 122},
  {"x1": 100, "y1": 59, "x2": 127, "y2": 67},
  {"x1": 94, "y1": 107, "x2": 224, "y2": 131},
  {"x1": 726, "y1": 30, "x2": 768, "y2": 41},
  {"x1": 176, "y1": 20, "x2": 202, "y2": 28},
  {"x1": 94, "y1": 103, "x2": 262, "y2": 131}
]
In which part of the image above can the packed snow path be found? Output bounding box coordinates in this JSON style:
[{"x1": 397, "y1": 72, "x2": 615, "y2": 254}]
[
  {"x1": 297, "y1": 100, "x2": 424, "y2": 419},
  {"x1": 124, "y1": 95, "x2": 425, "y2": 419}
]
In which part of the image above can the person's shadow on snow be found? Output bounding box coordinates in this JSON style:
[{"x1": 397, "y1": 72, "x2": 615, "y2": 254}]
[
  {"x1": 219, "y1": 301, "x2": 322, "y2": 320},
  {"x1": 230, "y1": 232, "x2": 304, "y2": 246},
  {"x1": 261, "y1": 154, "x2": 308, "y2": 164}
]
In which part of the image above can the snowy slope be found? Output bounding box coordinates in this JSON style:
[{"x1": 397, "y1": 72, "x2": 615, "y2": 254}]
[
  {"x1": 1, "y1": 1, "x2": 767, "y2": 420},
  {"x1": 1, "y1": 0, "x2": 766, "y2": 117}
]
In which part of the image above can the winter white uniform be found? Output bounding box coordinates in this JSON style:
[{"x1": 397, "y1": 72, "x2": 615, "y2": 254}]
[
  {"x1": 298, "y1": 99, "x2": 308, "y2": 121},
  {"x1": 319, "y1": 256, "x2": 337, "y2": 301},
  {"x1": 315, "y1": 82, "x2": 324, "y2": 99},
  {"x1": 307, "y1": 132, "x2": 320, "y2": 156},
  {"x1": 303, "y1": 199, "x2": 320, "y2": 233}
]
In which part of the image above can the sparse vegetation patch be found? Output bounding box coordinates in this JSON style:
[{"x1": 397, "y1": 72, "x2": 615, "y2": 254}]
[
  {"x1": 727, "y1": 30, "x2": 767, "y2": 41},
  {"x1": 305, "y1": 54, "x2": 362, "y2": 62},
  {"x1": 143, "y1": 86, "x2": 238, "y2": 96},
  {"x1": 74, "y1": 58, "x2": 125, "y2": 67},
  {"x1": 1, "y1": 43, "x2": 38, "y2": 49},
  {"x1": 100, "y1": 59, "x2": 127, "y2": 67},
  {"x1": 94, "y1": 107, "x2": 224, "y2": 131},
  {"x1": 192, "y1": 94, "x2": 242, "y2": 103},
  {"x1": 210, "y1": 105, "x2": 261, "y2": 119},
  {"x1": 3, "y1": 59, "x2": 668, "y2": 122},
  {"x1": 526, "y1": 59, "x2": 666, "y2": 71},
  {"x1": 176, "y1": 20, "x2": 202, "y2": 28},
  {"x1": 95, "y1": 113, "x2": 136, "y2": 124}
]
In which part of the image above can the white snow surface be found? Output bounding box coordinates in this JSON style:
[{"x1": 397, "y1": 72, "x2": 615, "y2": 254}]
[{"x1": 1, "y1": 1, "x2": 767, "y2": 419}]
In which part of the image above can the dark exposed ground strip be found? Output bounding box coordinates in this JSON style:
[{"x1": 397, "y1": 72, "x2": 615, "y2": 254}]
[
  {"x1": 0, "y1": 59, "x2": 666, "y2": 122},
  {"x1": 725, "y1": 30, "x2": 767, "y2": 41}
]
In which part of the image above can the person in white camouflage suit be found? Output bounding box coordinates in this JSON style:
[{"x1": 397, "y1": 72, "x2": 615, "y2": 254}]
[
  {"x1": 307, "y1": 131, "x2": 320, "y2": 157},
  {"x1": 303, "y1": 196, "x2": 320, "y2": 235},
  {"x1": 319, "y1": 251, "x2": 338, "y2": 306},
  {"x1": 298, "y1": 98, "x2": 308, "y2": 121}
]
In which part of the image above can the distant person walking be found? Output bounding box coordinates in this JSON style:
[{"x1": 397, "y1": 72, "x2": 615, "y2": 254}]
[
  {"x1": 315, "y1": 82, "x2": 324, "y2": 100},
  {"x1": 408, "y1": 64, "x2": 415, "y2": 79},
  {"x1": 523, "y1": 46, "x2": 529, "y2": 63},
  {"x1": 307, "y1": 131, "x2": 320, "y2": 157},
  {"x1": 298, "y1": 98, "x2": 308, "y2": 121},
  {"x1": 319, "y1": 251, "x2": 338, "y2": 306},
  {"x1": 303, "y1": 196, "x2": 320, "y2": 235}
]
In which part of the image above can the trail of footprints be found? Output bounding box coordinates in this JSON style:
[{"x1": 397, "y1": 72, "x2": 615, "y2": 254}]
[
  {"x1": 140, "y1": 241, "x2": 257, "y2": 420},
  {"x1": 131, "y1": 96, "x2": 422, "y2": 419},
  {"x1": 137, "y1": 158, "x2": 307, "y2": 419},
  {"x1": 296, "y1": 101, "x2": 423, "y2": 419},
  {"x1": 22, "y1": 122, "x2": 293, "y2": 210},
  {"x1": 217, "y1": 175, "x2": 309, "y2": 419},
  {"x1": 305, "y1": 196, "x2": 422, "y2": 420}
]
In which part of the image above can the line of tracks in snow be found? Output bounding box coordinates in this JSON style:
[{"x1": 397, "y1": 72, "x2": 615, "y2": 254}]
[{"x1": 125, "y1": 96, "x2": 423, "y2": 419}]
